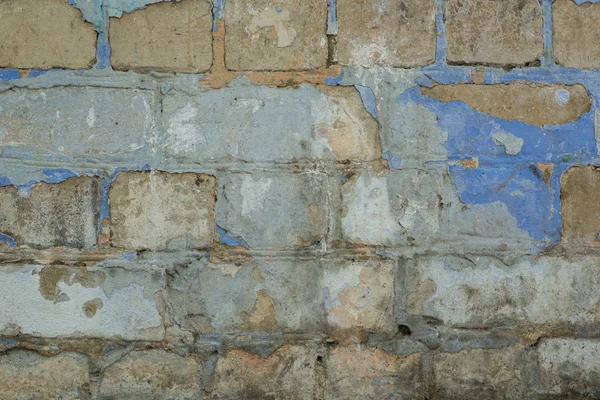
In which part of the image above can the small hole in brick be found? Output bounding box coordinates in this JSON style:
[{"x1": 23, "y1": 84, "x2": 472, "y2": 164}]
[
  {"x1": 316, "y1": 356, "x2": 323, "y2": 362},
  {"x1": 398, "y1": 325, "x2": 412, "y2": 336}
]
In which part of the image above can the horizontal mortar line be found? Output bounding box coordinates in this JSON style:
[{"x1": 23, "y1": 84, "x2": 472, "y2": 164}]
[{"x1": 0, "y1": 157, "x2": 385, "y2": 174}]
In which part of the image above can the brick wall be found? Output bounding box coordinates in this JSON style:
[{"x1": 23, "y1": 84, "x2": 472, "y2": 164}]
[{"x1": 1, "y1": 0, "x2": 600, "y2": 398}]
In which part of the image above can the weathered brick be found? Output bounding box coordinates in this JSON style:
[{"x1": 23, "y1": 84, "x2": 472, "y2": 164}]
[
  {"x1": 0, "y1": 351, "x2": 90, "y2": 400},
  {"x1": 216, "y1": 172, "x2": 331, "y2": 248},
  {"x1": 405, "y1": 255, "x2": 600, "y2": 329},
  {"x1": 210, "y1": 346, "x2": 321, "y2": 399},
  {"x1": 421, "y1": 83, "x2": 592, "y2": 127},
  {"x1": 0, "y1": 0, "x2": 96, "y2": 70},
  {"x1": 225, "y1": 0, "x2": 328, "y2": 70},
  {"x1": 446, "y1": 0, "x2": 543, "y2": 65},
  {"x1": 341, "y1": 170, "x2": 441, "y2": 246},
  {"x1": 561, "y1": 165, "x2": 600, "y2": 243},
  {"x1": 164, "y1": 83, "x2": 379, "y2": 164},
  {"x1": 336, "y1": 0, "x2": 436, "y2": 67},
  {"x1": 0, "y1": 88, "x2": 155, "y2": 162},
  {"x1": 167, "y1": 257, "x2": 323, "y2": 334},
  {"x1": 0, "y1": 176, "x2": 99, "y2": 248},
  {"x1": 433, "y1": 347, "x2": 524, "y2": 400},
  {"x1": 538, "y1": 339, "x2": 600, "y2": 396},
  {"x1": 0, "y1": 264, "x2": 164, "y2": 340},
  {"x1": 553, "y1": 0, "x2": 600, "y2": 69},
  {"x1": 326, "y1": 346, "x2": 423, "y2": 399},
  {"x1": 110, "y1": 0, "x2": 213, "y2": 73},
  {"x1": 323, "y1": 259, "x2": 395, "y2": 342},
  {"x1": 98, "y1": 350, "x2": 202, "y2": 399},
  {"x1": 110, "y1": 171, "x2": 216, "y2": 250}
]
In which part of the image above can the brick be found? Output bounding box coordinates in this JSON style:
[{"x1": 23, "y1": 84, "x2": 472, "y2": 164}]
[
  {"x1": 0, "y1": 176, "x2": 99, "y2": 248},
  {"x1": 110, "y1": 0, "x2": 213, "y2": 73},
  {"x1": 325, "y1": 346, "x2": 423, "y2": 399},
  {"x1": 210, "y1": 346, "x2": 321, "y2": 399},
  {"x1": 561, "y1": 165, "x2": 600, "y2": 243},
  {"x1": 0, "y1": 0, "x2": 96, "y2": 70},
  {"x1": 341, "y1": 170, "x2": 441, "y2": 246},
  {"x1": 405, "y1": 255, "x2": 600, "y2": 329},
  {"x1": 0, "y1": 351, "x2": 89, "y2": 400},
  {"x1": 167, "y1": 257, "x2": 323, "y2": 334},
  {"x1": 98, "y1": 350, "x2": 202, "y2": 399},
  {"x1": 553, "y1": 0, "x2": 600, "y2": 69},
  {"x1": 538, "y1": 339, "x2": 600, "y2": 396},
  {"x1": 421, "y1": 83, "x2": 592, "y2": 127},
  {"x1": 216, "y1": 172, "x2": 331, "y2": 248},
  {"x1": 225, "y1": 0, "x2": 328, "y2": 71},
  {"x1": 336, "y1": 0, "x2": 436, "y2": 67},
  {"x1": 446, "y1": 0, "x2": 543, "y2": 65},
  {"x1": 163, "y1": 84, "x2": 380, "y2": 164},
  {"x1": 0, "y1": 264, "x2": 164, "y2": 340},
  {"x1": 0, "y1": 87, "x2": 155, "y2": 162},
  {"x1": 110, "y1": 171, "x2": 216, "y2": 250},
  {"x1": 433, "y1": 347, "x2": 524, "y2": 400},
  {"x1": 323, "y1": 259, "x2": 395, "y2": 342}
]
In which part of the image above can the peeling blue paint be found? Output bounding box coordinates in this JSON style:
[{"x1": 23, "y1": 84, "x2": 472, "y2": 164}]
[
  {"x1": 0, "y1": 234, "x2": 16, "y2": 247},
  {"x1": 96, "y1": 31, "x2": 112, "y2": 70},
  {"x1": 383, "y1": 152, "x2": 403, "y2": 169},
  {"x1": 0, "y1": 69, "x2": 19, "y2": 82},
  {"x1": 42, "y1": 168, "x2": 78, "y2": 183},
  {"x1": 541, "y1": 0, "x2": 554, "y2": 68},
  {"x1": 327, "y1": 0, "x2": 338, "y2": 35},
  {"x1": 216, "y1": 225, "x2": 249, "y2": 248},
  {"x1": 325, "y1": 71, "x2": 344, "y2": 86},
  {"x1": 355, "y1": 85, "x2": 378, "y2": 121},
  {"x1": 213, "y1": 0, "x2": 225, "y2": 32},
  {"x1": 0, "y1": 176, "x2": 11, "y2": 187},
  {"x1": 123, "y1": 252, "x2": 136, "y2": 260},
  {"x1": 434, "y1": 0, "x2": 447, "y2": 65}
]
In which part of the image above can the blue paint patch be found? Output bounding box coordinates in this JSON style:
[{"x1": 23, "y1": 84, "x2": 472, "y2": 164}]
[
  {"x1": 400, "y1": 76, "x2": 598, "y2": 246},
  {"x1": 434, "y1": 0, "x2": 447, "y2": 65},
  {"x1": 383, "y1": 152, "x2": 403, "y2": 169},
  {"x1": 49, "y1": 344, "x2": 59, "y2": 351},
  {"x1": 327, "y1": 0, "x2": 338, "y2": 35},
  {"x1": 213, "y1": 0, "x2": 225, "y2": 32},
  {"x1": 275, "y1": 5, "x2": 282, "y2": 13},
  {"x1": 355, "y1": 85, "x2": 378, "y2": 121},
  {"x1": 216, "y1": 225, "x2": 249, "y2": 248},
  {"x1": 325, "y1": 70, "x2": 344, "y2": 86},
  {"x1": 540, "y1": 0, "x2": 554, "y2": 67},
  {"x1": 42, "y1": 168, "x2": 78, "y2": 183},
  {"x1": 0, "y1": 234, "x2": 16, "y2": 247},
  {"x1": 0, "y1": 176, "x2": 11, "y2": 187},
  {"x1": 0, "y1": 338, "x2": 17, "y2": 350},
  {"x1": 0, "y1": 69, "x2": 19, "y2": 82},
  {"x1": 141, "y1": 164, "x2": 152, "y2": 171},
  {"x1": 96, "y1": 31, "x2": 111, "y2": 70},
  {"x1": 123, "y1": 252, "x2": 136, "y2": 260}
]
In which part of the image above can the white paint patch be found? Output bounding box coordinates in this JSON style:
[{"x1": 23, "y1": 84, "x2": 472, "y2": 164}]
[
  {"x1": 241, "y1": 176, "x2": 272, "y2": 218},
  {"x1": 247, "y1": 6, "x2": 297, "y2": 47},
  {"x1": 0, "y1": 265, "x2": 164, "y2": 340},
  {"x1": 86, "y1": 107, "x2": 96, "y2": 128},
  {"x1": 492, "y1": 131, "x2": 524, "y2": 155},
  {"x1": 166, "y1": 103, "x2": 201, "y2": 155}
]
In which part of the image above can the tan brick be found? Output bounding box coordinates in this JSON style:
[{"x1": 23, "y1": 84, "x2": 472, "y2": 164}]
[
  {"x1": 0, "y1": 351, "x2": 90, "y2": 400},
  {"x1": 0, "y1": 176, "x2": 99, "y2": 248},
  {"x1": 210, "y1": 346, "x2": 321, "y2": 399},
  {"x1": 553, "y1": 0, "x2": 600, "y2": 69},
  {"x1": 322, "y1": 259, "x2": 395, "y2": 342},
  {"x1": 0, "y1": 0, "x2": 97, "y2": 70},
  {"x1": 225, "y1": 0, "x2": 328, "y2": 71},
  {"x1": 446, "y1": 0, "x2": 543, "y2": 65},
  {"x1": 110, "y1": 0, "x2": 213, "y2": 73},
  {"x1": 433, "y1": 347, "x2": 524, "y2": 400},
  {"x1": 326, "y1": 346, "x2": 423, "y2": 399},
  {"x1": 422, "y1": 83, "x2": 592, "y2": 127},
  {"x1": 98, "y1": 350, "x2": 202, "y2": 399},
  {"x1": 336, "y1": 0, "x2": 436, "y2": 67},
  {"x1": 110, "y1": 171, "x2": 216, "y2": 250},
  {"x1": 561, "y1": 165, "x2": 600, "y2": 243}
]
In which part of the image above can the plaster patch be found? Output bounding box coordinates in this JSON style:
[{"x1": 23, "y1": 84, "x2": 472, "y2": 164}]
[
  {"x1": 247, "y1": 6, "x2": 297, "y2": 47},
  {"x1": 491, "y1": 131, "x2": 524, "y2": 155},
  {"x1": 241, "y1": 176, "x2": 273, "y2": 218}
]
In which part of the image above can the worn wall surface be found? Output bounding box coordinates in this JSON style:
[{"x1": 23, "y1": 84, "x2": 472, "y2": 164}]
[{"x1": 1, "y1": 0, "x2": 600, "y2": 398}]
